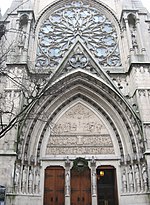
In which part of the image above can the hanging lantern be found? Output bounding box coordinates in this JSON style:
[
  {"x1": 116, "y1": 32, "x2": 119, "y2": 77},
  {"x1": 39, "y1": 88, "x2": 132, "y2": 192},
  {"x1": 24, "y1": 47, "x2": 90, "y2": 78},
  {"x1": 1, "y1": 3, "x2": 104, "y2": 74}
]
[
  {"x1": 97, "y1": 170, "x2": 105, "y2": 180},
  {"x1": 100, "y1": 170, "x2": 105, "y2": 177}
]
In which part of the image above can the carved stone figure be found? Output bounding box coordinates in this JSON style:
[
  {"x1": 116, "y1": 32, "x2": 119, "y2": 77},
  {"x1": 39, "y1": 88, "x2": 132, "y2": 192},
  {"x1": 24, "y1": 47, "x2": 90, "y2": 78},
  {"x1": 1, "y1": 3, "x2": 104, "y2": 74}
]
[
  {"x1": 135, "y1": 165, "x2": 141, "y2": 192},
  {"x1": 35, "y1": 169, "x2": 40, "y2": 194},
  {"x1": 122, "y1": 169, "x2": 127, "y2": 193},
  {"x1": 92, "y1": 170, "x2": 97, "y2": 196},
  {"x1": 65, "y1": 170, "x2": 70, "y2": 196},
  {"x1": 128, "y1": 166, "x2": 134, "y2": 192},
  {"x1": 14, "y1": 164, "x2": 20, "y2": 193},
  {"x1": 131, "y1": 28, "x2": 138, "y2": 51},
  {"x1": 28, "y1": 169, "x2": 33, "y2": 194},
  {"x1": 18, "y1": 30, "x2": 26, "y2": 48},
  {"x1": 22, "y1": 166, "x2": 27, "y2": 193},
  {"x1": 142, "y1": 164, "x2": 148, "y2": 192}
]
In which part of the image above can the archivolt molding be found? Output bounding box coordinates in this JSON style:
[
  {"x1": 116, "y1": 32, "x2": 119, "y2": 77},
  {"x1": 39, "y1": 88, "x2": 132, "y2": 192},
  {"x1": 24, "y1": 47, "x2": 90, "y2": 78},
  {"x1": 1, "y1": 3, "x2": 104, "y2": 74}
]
[{"x1": 18, "y1": 71, "x2": 143, "y2": 165}]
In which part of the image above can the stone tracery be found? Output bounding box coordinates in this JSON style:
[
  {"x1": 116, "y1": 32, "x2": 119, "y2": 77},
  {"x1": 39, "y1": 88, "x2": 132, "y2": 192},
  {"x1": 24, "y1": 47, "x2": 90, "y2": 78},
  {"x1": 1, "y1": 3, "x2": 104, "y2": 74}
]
[{"x1": 35, "y1": 1, "x2": 121, "y2": 69}]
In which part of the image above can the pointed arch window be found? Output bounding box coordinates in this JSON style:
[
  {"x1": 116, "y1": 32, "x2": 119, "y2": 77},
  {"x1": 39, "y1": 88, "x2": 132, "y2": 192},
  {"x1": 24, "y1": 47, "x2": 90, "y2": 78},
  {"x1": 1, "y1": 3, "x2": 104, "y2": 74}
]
[{"x1": 35, "y1": 1, "x2": 121, "y2": 69}]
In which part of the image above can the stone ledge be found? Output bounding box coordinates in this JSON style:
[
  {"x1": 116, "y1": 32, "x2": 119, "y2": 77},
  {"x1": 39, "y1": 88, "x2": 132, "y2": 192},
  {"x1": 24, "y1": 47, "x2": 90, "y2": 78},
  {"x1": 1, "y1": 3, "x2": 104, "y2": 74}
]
[{"x1": 0, "y1": 151, "x2": 16, "y2": 156}]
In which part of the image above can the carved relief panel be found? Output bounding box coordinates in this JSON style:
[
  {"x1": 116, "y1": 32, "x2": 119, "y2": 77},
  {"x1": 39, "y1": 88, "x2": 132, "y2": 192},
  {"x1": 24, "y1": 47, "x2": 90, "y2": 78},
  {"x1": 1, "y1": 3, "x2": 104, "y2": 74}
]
[{"x1": 46, "y1": 103, "x2": 114, "y2": 155}]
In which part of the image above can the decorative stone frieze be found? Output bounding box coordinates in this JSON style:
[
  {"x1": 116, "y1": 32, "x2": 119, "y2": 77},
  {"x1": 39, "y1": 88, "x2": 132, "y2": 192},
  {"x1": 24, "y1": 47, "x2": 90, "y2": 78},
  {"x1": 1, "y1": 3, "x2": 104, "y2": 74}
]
[{"x1": 46, "y1": 146, "x2": 115, "y2": 155}]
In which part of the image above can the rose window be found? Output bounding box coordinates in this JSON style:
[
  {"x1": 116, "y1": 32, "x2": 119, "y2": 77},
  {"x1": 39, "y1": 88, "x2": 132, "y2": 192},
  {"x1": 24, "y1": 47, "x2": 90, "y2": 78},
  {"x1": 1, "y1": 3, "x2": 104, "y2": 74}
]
[{"x1": 35, "y1": 1, "x2": 121, "y2": 69}]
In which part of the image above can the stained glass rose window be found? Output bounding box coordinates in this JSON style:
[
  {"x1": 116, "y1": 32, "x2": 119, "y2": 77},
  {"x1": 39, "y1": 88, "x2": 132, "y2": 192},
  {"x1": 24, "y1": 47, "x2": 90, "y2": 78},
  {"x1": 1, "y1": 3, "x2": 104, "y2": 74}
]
[{"x1": 36, "y1": 1, "x2": 121, "y2": 69}]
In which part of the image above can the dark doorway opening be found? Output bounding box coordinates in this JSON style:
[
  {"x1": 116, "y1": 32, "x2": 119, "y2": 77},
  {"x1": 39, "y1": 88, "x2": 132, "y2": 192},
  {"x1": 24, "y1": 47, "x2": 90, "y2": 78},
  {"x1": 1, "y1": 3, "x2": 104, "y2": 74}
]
[{"x1": 97, "y1": 166, "x2": 118, "y2": 205}]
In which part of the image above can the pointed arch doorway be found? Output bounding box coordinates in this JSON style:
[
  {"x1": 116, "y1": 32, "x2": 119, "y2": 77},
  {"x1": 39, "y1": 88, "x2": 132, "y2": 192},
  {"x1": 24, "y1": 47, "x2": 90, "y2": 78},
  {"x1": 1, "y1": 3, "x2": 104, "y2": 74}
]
[
  {"x1": 71, "y1": 167, "x2": 91, "y2": 205},
  {"x1": 97, "y1": 166, "x2": 118, "y2": 205}
]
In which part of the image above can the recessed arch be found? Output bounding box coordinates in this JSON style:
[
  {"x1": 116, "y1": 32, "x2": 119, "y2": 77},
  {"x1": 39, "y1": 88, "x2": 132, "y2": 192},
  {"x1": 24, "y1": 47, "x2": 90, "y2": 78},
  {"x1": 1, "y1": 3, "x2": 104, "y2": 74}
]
[
  {"x1": 128, "y1": 13, "x2": 136, "y2": 26},
  {"x1": 18, "y1": 70, "x2": 143, "y2": 165}
]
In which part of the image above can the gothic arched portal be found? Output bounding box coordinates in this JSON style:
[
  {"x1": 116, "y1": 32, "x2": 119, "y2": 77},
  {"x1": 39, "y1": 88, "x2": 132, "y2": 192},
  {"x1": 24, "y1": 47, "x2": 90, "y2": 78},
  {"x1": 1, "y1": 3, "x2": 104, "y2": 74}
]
[{"x1": 14, "y1": 0, "x2": 147, "y2": 205}]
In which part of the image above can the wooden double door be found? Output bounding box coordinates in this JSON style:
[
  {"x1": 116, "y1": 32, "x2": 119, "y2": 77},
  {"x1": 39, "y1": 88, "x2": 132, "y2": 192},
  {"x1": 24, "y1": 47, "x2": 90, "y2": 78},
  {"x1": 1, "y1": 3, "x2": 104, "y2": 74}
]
[
  {"x1": 71, "y1": 168, "x2": 91, "y2": 205},
  {"x1": 44, "y1": 166, "x2": 91, "y2": 205},
  {"x1": 44, "y1": 166, "x2": 65, "y2": 205},
  {"x1": 44, "y1": 166, "x2": 118, "y2": 205}
]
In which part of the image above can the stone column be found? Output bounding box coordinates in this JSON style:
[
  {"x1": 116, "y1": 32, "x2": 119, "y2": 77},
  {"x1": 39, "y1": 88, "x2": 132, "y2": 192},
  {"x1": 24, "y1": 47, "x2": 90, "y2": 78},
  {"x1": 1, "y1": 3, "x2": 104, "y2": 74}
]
[
  {"x1": 144, "y1": 155, "x2": 150, "y2": 192},
  {"x1": 124, "y1": 15, "x2": 134, "y2": 56},
  {"x1": 91, "y1": 157, "x2": 97, "y2": 205},
  {"x1": 65, "y1": 157, "x2": 71, "y2": 205},
  {"x1": 24, "y1": 16, "x2": 32, "y2": 53},
  {"x1": 15, "y1": 19, "x2": 20, "y2": 42},
  {"x1": 122, "y1": 168, "x2": 127, "y2": 193},
  {"x1": 22, "y1": 14, "x2": 32, "y2": 61},
  {"x1": 136, "y1": 13, "x2": 146, "y2": 54}
]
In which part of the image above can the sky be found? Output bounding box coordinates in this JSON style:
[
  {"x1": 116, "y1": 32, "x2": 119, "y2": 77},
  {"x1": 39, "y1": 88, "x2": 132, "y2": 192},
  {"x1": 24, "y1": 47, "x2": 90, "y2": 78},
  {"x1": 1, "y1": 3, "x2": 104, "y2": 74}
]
[{"x1": 0, "y1": 0, "x2": 150, "y2": 15}]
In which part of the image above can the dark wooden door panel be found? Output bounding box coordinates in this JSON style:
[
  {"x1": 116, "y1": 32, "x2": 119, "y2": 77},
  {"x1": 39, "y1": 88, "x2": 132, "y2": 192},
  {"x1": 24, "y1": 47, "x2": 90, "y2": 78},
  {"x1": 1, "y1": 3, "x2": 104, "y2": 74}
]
[
  {"x1": 44, "y1": 166, "x2": 65, "y2": 205},
  {"x1": 71, "y1": 170, "x2": 80, "y2": 205},
  {"x1": 71, "y1": 168, "x2": 91, "y2": 205}
]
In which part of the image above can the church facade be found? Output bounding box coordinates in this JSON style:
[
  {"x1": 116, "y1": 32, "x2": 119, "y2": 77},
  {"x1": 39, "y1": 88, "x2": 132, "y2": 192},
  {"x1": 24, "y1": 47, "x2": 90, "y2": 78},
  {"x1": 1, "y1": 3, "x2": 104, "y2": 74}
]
[{"x1": 0, "y1": 0, "x2": 150, "y2": 204}]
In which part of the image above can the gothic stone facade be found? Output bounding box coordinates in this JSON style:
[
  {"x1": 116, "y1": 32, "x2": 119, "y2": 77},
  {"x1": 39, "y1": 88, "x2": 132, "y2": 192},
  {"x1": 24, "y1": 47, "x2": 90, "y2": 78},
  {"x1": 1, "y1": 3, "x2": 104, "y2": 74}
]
[{"x1": 0, "y1": 0, "x2": 150, "y2": 205}]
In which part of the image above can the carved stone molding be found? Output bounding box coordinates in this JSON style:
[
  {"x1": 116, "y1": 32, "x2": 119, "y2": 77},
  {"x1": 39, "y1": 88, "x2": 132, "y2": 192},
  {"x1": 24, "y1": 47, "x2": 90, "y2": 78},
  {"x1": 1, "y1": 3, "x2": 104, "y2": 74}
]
[
  {"x1": 20, "y1": 74, "x2": 142, "y2": 159},
  {"x1": 138, "y1": 89, "x2": 146, "y2": 97},
  {"x1": 46, "y1": 146, "x2": 114, "y2": 155}
]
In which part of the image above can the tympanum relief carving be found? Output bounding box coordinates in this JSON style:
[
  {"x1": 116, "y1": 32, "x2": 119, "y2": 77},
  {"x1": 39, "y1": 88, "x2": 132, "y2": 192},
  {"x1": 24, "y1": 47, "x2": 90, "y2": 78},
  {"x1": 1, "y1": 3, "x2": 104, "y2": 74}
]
[{"x1": 46, "y1": 103, "x2": 114, "y2": 155}]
